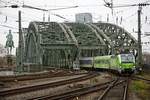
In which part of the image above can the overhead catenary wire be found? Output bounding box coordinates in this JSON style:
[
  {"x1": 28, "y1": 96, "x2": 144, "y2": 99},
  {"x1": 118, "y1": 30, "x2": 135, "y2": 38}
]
[
  {"x1": 21, "y1": 11, "x2": 43, "y2": 21},
  {"x1": 0, "y1": 12, "x2": 33, "y2": 23},
  {"x1": 104, "y1": 0, "x2": 150, "y2": 34},
  {"x1": 110, "y1": 3, "x2": 150, "y2": 8},
  {"x1": 103, "y1": 0, "x2": 150, "y2": 16},
  {"x1": 0, "y1": 0, "x2": 23, "y2": 5},
  {"x1": 122, "y1": 12, "x2": 137, "y2": 22},
  {"x1": 1, "y1": 3, "x2": 46, "y2": 22},
  {"x1": 2, "y1": 4, "x2": 75, "y2": 21},
  {"x1": 1, "y1": 1, "x2": 150, "y2": 23},
  {"x1": 0, "y1": 0, "x2": 18, "y2": 5},
  {"x1": 0, "y1": 24, "x2": 18, "y2": 29},
  {"x1": 114, "y1": 6, "x2": 137, "y2": 15},
  {"x1": 34, "y1": 4, "x2": 105, "y2": 8},
  {"x1": 143, "y1": 0, "x2": 150, "y2": 3},
  {"x1": 1, "y1": 5, "x2": 74, "y2": 23}
]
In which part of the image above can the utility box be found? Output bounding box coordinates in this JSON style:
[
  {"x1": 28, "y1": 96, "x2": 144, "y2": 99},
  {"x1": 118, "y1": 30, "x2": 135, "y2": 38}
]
[{"x1": 75, "y1": 13, "x2": 93, "y2": 23}]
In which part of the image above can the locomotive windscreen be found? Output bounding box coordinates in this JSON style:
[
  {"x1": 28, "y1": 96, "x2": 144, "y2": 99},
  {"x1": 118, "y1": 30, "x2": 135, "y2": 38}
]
[{"x1": 120, "y1": 54, "x2": 135, "y2": 63}]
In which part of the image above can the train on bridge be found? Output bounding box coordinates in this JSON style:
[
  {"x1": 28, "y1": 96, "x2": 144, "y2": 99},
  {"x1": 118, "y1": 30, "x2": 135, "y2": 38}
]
[
  {"x1": 80, "y1": 53, "x2": 136, "y2": 73},
  {"x1": 18, "y1": 21, "x2": 138, "y2": 72}
]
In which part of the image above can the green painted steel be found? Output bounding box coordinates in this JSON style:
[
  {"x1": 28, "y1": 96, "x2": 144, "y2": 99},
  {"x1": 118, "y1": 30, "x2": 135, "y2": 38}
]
[{"x1": 18, "y1": 21, "x2": 138, "y2": 72}]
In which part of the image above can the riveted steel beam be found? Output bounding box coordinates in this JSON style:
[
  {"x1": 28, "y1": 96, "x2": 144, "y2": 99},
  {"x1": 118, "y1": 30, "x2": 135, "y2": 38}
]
[
  {"x1": 89, "y1": 23, "x2": 112, "y2": 46},
  {"x1": 94, "y1": 22, "x2": 138, "y2": 54},
  {"x1": 22, "y1": 21, "x2": 138, "y2": 71},
  {"x1": 61, "y1": 23, "x2": 78, "y2": 45},
  {"x1": 57, "y1": 23, "x2": 71, "y2": 42},
  {"x1": 85, "y1": 23, "x2": 106, "y2": 45}
]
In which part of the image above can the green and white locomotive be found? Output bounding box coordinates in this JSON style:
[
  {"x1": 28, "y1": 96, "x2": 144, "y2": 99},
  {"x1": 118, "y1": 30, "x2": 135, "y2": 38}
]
[{"x1": 79, "y1": 54, "x2": 136, "y2": 73}]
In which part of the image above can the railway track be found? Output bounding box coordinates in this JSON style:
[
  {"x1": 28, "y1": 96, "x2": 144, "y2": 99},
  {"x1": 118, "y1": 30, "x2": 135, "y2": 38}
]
[
  {"x1": 0, "y1": 72, "x2": 99, "y2": 97},
  {"x1": 123, "y1": 78, "x2": 129, "y2": 100},
  {"x1": 2, "y1": 71, "x2": 146, "y2": 100},
  {"x1": 28, "y1": 80, "x2": 115, "y2": 100},
  {"x1": 28, "y1": 77, "x2": 126, "y2": 100},
  {"x1": 0, "y1": 70, "x2": 88, "y2": 82},
  {"x1": 132, "y1": 76, "x2": 150, "y2": 83},
  {"x1": 96, "y1": 77, "x2": 129, "y2": 100},
  {"x1": 97, "y1": 78, "x2": 119, "y2": 100}
]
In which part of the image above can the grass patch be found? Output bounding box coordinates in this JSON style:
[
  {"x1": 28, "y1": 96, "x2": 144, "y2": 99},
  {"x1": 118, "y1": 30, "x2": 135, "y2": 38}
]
[{"x1": 130, "y1": 80, "x2": 150, "y2": 100}]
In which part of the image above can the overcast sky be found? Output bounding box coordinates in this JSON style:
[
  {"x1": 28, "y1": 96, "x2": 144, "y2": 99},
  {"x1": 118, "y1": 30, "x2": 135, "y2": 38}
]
[{"x1": 0, "y1": 0, "x2": 150, "y2": 54}]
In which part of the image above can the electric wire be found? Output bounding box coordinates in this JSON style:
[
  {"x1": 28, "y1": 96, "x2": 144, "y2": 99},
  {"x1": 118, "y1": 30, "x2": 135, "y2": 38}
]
[{"x1": 0, "y1": 24, "x2": 18, "y2": 29}]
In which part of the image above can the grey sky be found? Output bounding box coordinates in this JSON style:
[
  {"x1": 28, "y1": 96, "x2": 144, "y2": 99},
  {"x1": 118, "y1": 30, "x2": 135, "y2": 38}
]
[{"x1": 0, "y1": 0, "x2": 150, "y2": 54}]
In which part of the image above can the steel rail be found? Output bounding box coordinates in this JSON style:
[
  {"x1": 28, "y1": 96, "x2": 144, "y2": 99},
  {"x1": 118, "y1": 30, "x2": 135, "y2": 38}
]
[
  {"x1": 28, "y1": 79, "x2": 126, "y2": 100},
  {"x1": 0, "y1": 71, "x2": 88, "y2": 82},
  {"x1": 0, "y1": 72, "x2": 99, "y2": 97},
  {"x1": 123, "y1": 78, "x2": 129, "y2": 100},
  {"x1": 97, "y1": 78, "x2": 119, "y2": 100},
  {"x1": 132, "y1": 76, "x2": 150, "y2": 82},
  {"x1": 28, "y1": 80, "x2": 114, "y2": 100},
  {"x1": 96, "y1": 77, "x2": 129, "y2": 100}
]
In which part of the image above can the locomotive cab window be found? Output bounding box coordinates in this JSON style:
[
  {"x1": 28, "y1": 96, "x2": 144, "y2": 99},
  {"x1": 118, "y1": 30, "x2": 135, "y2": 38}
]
[{"x1": 120, "y1": 54, "x2": 135, "y2": 63}]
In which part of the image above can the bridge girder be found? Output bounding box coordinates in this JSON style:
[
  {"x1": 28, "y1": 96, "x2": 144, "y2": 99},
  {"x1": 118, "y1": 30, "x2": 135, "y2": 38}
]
[
  {"x1": 94, "y1": 22, "x2": 138, "y2": 53},
  {"x1": 23, "y1": 21, "x2": 138, "y2": 69}
]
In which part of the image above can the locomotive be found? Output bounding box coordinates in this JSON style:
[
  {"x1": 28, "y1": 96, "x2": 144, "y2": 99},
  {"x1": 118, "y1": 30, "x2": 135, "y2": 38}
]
[{"x1": 79, "y1": 54, "x2": 136, "y2": 73}]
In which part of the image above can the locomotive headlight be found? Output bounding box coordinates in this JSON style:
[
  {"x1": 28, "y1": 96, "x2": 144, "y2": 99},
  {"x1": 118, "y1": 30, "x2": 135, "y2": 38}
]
[
  {"x1": 132, "y1": 66, "x2": 136, "y2": 70},
  {"x1": 120, "y1": 66, "x2": 124, "y2": 70}
]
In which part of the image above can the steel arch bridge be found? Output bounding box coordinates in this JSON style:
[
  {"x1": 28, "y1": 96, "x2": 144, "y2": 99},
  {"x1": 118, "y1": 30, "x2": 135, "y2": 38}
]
[{"x1": 22, "y1": 21, "x2": 138, "y2": 70}]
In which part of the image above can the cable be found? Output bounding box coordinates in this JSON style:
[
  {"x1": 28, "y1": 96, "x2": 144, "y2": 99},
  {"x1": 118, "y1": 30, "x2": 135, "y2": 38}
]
[
  {"x1": 48, "y1": 6, "x2": 78, "y2": 11},
  {"x1": 22, "y1": 4, "x2": 72, "y2": 21},
  {"x1": 143, "y1": 0, "x2": 150, "y2": 3},
  {"x1": 123, "y1": 12, "x2": 137, "y2": 21},
  {"x1": 35, "y1": 4, "x2": 105, "y2": 8},
  {"x1": 1, "y1": 3, "x2": 70, "y2": 21},
  {"x1": 2, "y1": 0, "x2": 23, "y2": 5},
  {"x1": 51, "y1": 13, "x2": 72, "y2": 21},
  {"x1": 114, "y1": 6, "x2": 136, "y2": 14},
  {"x1": 0, "y1": 13, "x2": 18, "y2": 20},
  {"x1": 0, "y1": 24, "x2": 18, "y2": 29},
  {"x1": 21, "y1": 11, "x2": 42, "y2": 21},
  {"x1": 0, "y1": 11, "x2": 41, "y2": 23},
  {"x1": 0, "y1": 0, "x2": 16, "y2": 5}
]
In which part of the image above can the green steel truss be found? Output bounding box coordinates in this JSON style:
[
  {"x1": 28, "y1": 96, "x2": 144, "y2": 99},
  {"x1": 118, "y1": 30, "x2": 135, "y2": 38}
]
[{"x1": 21, "y1": 21, "x2": 138, "y2": 70}]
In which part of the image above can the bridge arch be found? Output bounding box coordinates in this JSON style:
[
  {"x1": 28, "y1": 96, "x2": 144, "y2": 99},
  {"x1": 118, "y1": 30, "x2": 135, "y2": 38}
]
[{"x1": 23, "y1": 21, "x2": 138, "y2": 69}]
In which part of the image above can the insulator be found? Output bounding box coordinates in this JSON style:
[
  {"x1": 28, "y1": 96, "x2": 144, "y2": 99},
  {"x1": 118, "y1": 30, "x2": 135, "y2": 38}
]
[
  {"x1": 139, "y1": 3, "x2": 147, "y2": 6},
  {"x1": 11, "y1": 5, "x2": 19, "y2": 8}
]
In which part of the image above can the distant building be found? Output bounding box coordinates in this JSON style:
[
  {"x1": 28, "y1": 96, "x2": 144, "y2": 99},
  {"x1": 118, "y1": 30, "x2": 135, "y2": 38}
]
[{"x1": 75, "y1": 13, "x2": 93, "y2": 23}]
